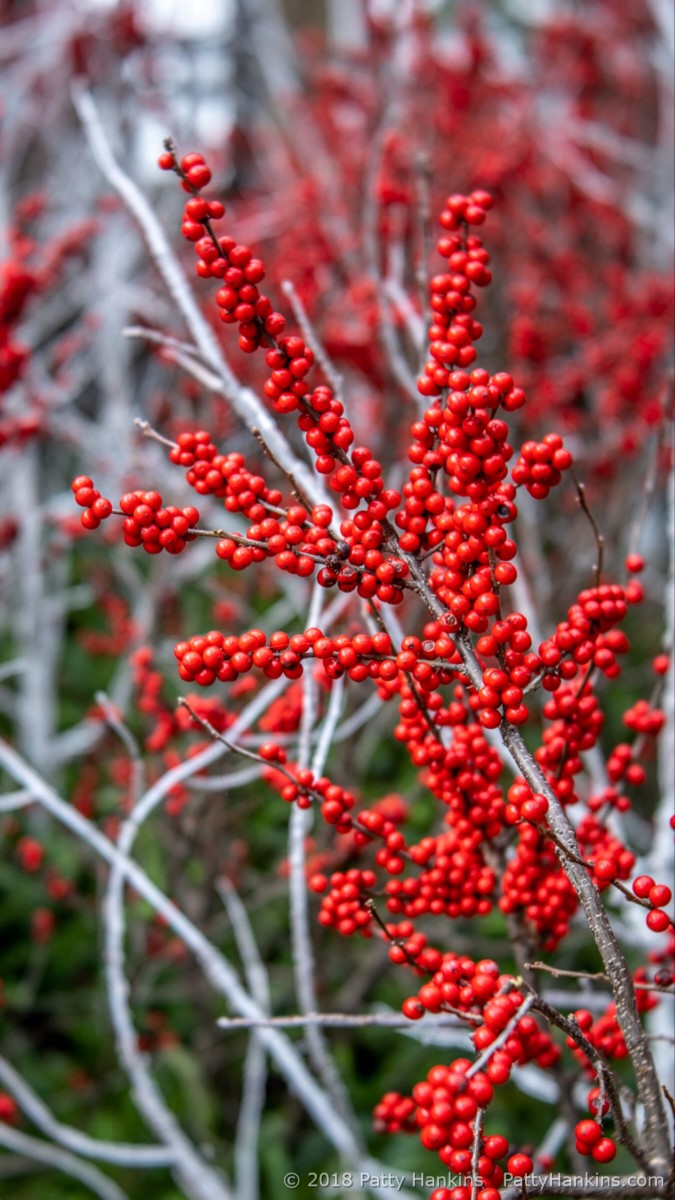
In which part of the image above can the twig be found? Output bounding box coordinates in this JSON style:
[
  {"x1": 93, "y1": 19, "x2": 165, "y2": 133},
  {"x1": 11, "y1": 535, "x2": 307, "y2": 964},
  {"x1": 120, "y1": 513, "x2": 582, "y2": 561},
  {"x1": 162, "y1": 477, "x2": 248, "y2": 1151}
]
[
  {"x1": 73, "y1": 85, "x2": 327, "y2": 512},
  {"x1": 217, "y1": 880, "x2": 270, "y2": 1200},
  {"x1": 216, "y1": 1012, "x2": 467, "y2": 1030},
  {"x1": 281, "y1": 280, "x2": 345, "y2": 401},
  {"x1": 525, "y1": 962, "x2": 674, "y2": 994},
  {"x1": 0, "y1": 789, "x2": 34, "y2": 813},
  {"x1": 103, "y1": 809, "x2": 232, "y2": 1197},
  {"x1": 288, "y1": 583, "x2": 359, "y2": 1137},
  {"x1": 133, "y1": 416, "x2": 179, "y2": 451},
  {"x1": 124, "y1": 324, "x2": 208, "y2": 369},
  {"x1": 0, "y1": 1056, "x2": 173, "y2": 1168},
  {"x1": 498, "y1": 717, "x2": 670, "y2": 1169},
  {"x1": 0, "y1": 739, "x2": 362, "y2": 1163},
  {"x1": 0, "y1": 1123, "x2": 128, "y2": 1200},
  {"x1": 470, "y1": 1107, "x2": 485, "y2": 1200},
  {"x1": 571, "y1": 469, "x2": 605, "y2": 584},
  {"x1": 178, "y1": 698, "x2": 326, "y2": 807},
  {"x1": 530, "y1": 991, "x2": 649, "y2": 1170},
  {"x1": 627, "y1": 381, "x2": 673, "y2": 558},
  {"x1": 250, "y1": 426, "x2": 316, "y2": 517}
]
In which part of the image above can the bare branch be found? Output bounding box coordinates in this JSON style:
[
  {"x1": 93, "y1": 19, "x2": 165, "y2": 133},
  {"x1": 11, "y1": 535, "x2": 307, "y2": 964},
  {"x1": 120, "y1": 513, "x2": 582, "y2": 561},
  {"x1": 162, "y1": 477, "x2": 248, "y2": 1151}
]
[
  {"x1": 0, "y1": 1057, "x2": 173, "y2": 1169},
  {"x1": 0, "y1": 1123, "x2": 129, "y2": 1200},
  {"x1": 73, "y1": 86, "x2": 327, "y2": 511}
]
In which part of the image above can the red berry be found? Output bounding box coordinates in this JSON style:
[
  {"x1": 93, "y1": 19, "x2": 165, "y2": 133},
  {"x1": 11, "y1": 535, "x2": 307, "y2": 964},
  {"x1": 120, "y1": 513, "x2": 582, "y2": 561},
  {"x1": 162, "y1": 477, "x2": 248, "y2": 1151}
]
[
  {"x1": 648, "y1": 884, "x2": 672, "y2": 907},
  {"x1": 633, "y1": 875, "x2": 654, "y2": 899},
  {"x1": 646, "y1": 909, "x2": 671, "y2": 933},
  {"x1": 575, "y1": 1119, "x2": 601, "y2": 1147},
  {"x1": 592, "y1": 1138, "x2": 616, "y2": 1163},
  {"x1": 507, "y1": 1153, "x2": 532, "y2": 1177}
]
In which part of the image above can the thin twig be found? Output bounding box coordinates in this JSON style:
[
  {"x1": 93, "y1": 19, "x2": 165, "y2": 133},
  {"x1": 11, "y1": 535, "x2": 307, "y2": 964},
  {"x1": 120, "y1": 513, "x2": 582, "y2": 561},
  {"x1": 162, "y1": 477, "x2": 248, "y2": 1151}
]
[
  {"x1": 530, "y1": 990, "x2": 649, "y2": 1171},
  {"x1": 73, "y1": 85, "x2": 327, "y2": 511},
  {"x1": 525, "y1": 962, "x2": 674, "y2": 994},
  {"x1": 470, "y1": 1107, "x2": 485, "y2": 1200},
  {"x1": 216, "y1": 1012, "x2": 467, "y2": 1030},
  {"x1": 0, "y1": 1056, "x2": 173, "y2": 1168},
  {"x1": 0, "y1": 1123, "x2": 129, "y2": 1200},
  {"x1": 281, "y1": 279, "x2": 345, "y2": 401},
  {"x1": 217, "y1": 879, "x2": 270, "y2": 1200},
  {"x1": 288, "y1": 583, "x2": 360, "y2": 1137},
  {"x1": 571, "y1": 469, "x2": 605, "y2": 584}
]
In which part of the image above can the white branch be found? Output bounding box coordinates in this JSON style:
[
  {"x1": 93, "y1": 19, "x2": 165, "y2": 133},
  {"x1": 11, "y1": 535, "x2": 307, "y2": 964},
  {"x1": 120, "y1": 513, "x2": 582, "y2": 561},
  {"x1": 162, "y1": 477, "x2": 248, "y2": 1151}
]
[
  {"x1": 218, "y1": 880, "x2": 270, "y2": 1200},
  {"x1": 0, "y1": 742, "x2": 359, "y2": 1160},
  {"x1": 0, "y1": 790, "x2": 34, "y2": 813},
  {"x1": 103, "y1": 852, "x2": 231, "y2": 1199},
  {"x1": 289, "y1": 584, "x2": 358, "y2": 1134},
  {"x1": 73, "y1": 86, "x2": 327, "y2": 510},
  {"x1": 0, "y1": 1057, "x2": 173, "y2": 1168},
  {"x1": 0, "y1": 1123, "x2": 128, "y2": 1200}
]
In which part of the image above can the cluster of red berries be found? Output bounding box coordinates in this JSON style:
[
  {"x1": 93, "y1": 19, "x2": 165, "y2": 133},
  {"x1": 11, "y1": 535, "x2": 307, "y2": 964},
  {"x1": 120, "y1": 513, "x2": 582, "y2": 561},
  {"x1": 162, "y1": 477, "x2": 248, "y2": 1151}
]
[
  {"x1": 424, "y1": 718, "x2": 505, "y2": 822},
  {"x1": 473, "y1": 645, "x2": 533, "y2": 729},
  {"x1": 574, "y1": 1115, "x2": 617, "y2": 1165},
  {"x1": 174, "y1": 626, "x2": 444, "y2": 689},
  {"x1": 161, "y1": 427, "x2": 413, "y2": 598},
  {"x1": 536, "y1": 683, "x2": 605, "y2": 804},
  {"x1": 213, "y1": 241, "x2": 284, "y2": 352},
  {"x1": 385, "y1": 827, "x2": 493, "y2": 920},
  {"x1": 158, "y1": 148, "x2": 287, "y2": 352},
  {"x1": 129, "y1": 647, "x2": 178, "y2": 755},
  {"x1": 184, "y1": 443, "x2": 283, "y2": 515},
  {"x1": 631, "y1": 875, "x2": 673, "y2": 934},
  {"x1": 262, "y1": 758, "x2": 356, "y2": 830},
  {"x1": 77, "y1": 593, "x2": 134, "y2": 658},
  {"x1": 501, "y1": 826, "x2": 578, "y2": 950},
  {"x1": 418, "y1": 193, "x2": 494, "y2": 397},
  {"x1": 576, "y1": 814, "x2": 635, "y2": 888},
  {"x1": 168, "y1": 428, "x2": 219, "y2": 469},
  {"x1": 263, "y1": 337, "x2": 317, "y2": 415},
  {"x1": 623, "y1": 699, "x2": 665, "y2": 736},
  {"x1": 71, "y1": 480, "x2": 200, "y2": 554},
  {"x1": 372, "y1": 1090, "x2": 417, "y2": 1134},
  {"x1": 157, "y1": 149, "x2": 212, "y2": 192},
  {"x1": 510, "y1": 433, "x2": 573, "y2": 498},
  {"x1": 71, "y1": 475, "x2": 113, "y2": 530},
  {"x1": 374, "y1": 962, "x2": 568, "y2": 1191},
  {"x1": 586, "y1": 784, "x2": 631, "y2": 815},
  {"x1": 117, "y1": 490, "x2": 199, "y2": 555},
  {"x1": 312, "y1": 868, "x2": 376, "y2": 935},
  {"x1": 568, "y1": 1005, "x2": 627, "y2": 1069},
  {"x1": 538, "y1": 584, "x2": 632, "y2": 685},
  {"x1": 258, "y1": 681, "x2": 304, "y2": 734},
  {"x1": 1, "y1": 260, "x2": 34, "y2": 391},
  {"x1": 292, "y1": 382, "x2": 397, "y2": 524},
  {"x1": 376, "y1": 953, "x2": 553, "y2": 1190},
  {"x1": 160, "y1": 146, "x2": 405, "y2": 548},
  {"x1": 505, "y1": 781, "x2": 549, "y2": 825},
  {"x1": 606, "y1": 741, "x2": 647, "y2": 787},
  {"x1": 382, "y1": 924, "x2": 442, "y2": 974}
]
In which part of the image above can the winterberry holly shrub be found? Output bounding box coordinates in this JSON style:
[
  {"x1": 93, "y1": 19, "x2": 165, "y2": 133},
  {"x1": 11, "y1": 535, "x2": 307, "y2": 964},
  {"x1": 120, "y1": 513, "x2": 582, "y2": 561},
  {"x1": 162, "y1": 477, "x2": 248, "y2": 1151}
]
[
  {"x1": 68, "y1": 141, "x2": 674, "y2": 1194},
  {"x1": 0, "y1": 3, "x2": 673, "y2": 1200}
]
